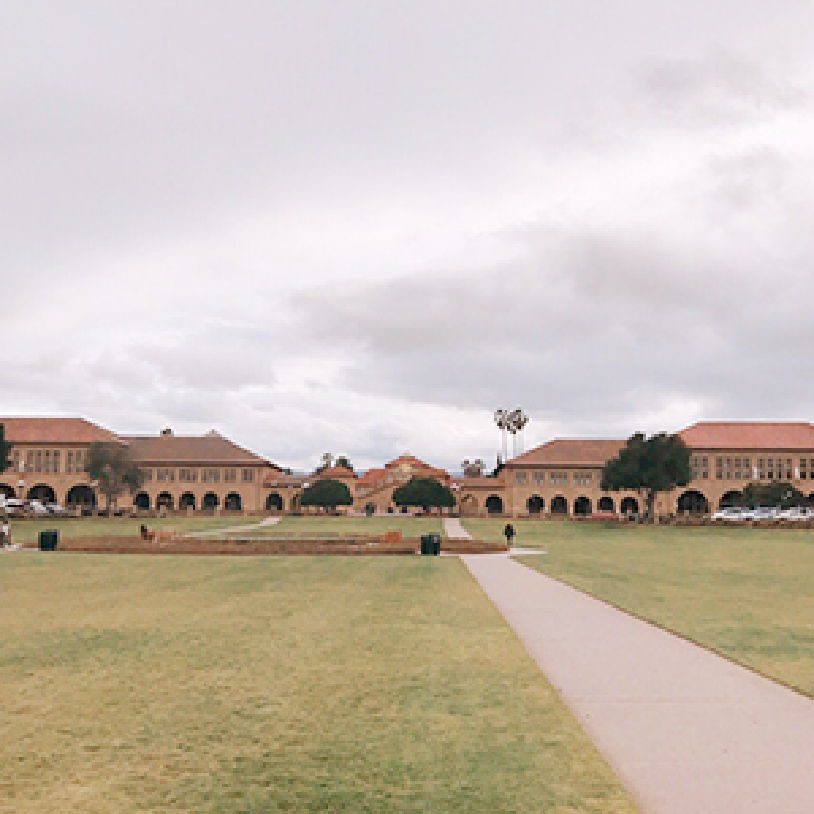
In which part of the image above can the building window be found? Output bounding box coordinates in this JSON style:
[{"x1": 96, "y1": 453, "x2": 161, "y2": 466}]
[
  {"x1": 742, "y1": 458, "x2": 750, "y2": 479},
  {"x1": 690, "y1": 456, "x2": 699, "y2": 479},
  {"x1": 53, "y1": 450, "x2": 60, "y2": 473},
  {"x1": 550, "y1": 471, "x2": 568, "y2": 486},
  {"x1": 532, "y1": 471, "x2": 545, "y2": 485},
  {"x1": 515, "y1": 472, "x2": 527, "y2": 485},
  {"x1": 224, "y1": 468, "x2": 237, "y2": 483},
  {"x1": 202, "y1": 469, "x2": 221, "y2": 483},
  {"x1": 142, "y1": 469, "x2": 153, "y2": 482},
  {"x1": 715, "y1": 456, "x2": 723, "y2": 479},
  {"x1": 242, "y1": 469, "x2": 254, "y2": 482},
  {"x1": 573, "y1": 472, "x2": 593, "y2": 487},
  {"x1": 801, "y1": 459, "x2": 808, "y2": 479},
  {"x1": 157, "y1": 468, "x2": 176, "y2": 482}
]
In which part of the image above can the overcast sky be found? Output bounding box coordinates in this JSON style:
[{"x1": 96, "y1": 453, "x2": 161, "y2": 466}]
[{"x1": 4, "y1": 1, "x2": 814, "y2": 472}]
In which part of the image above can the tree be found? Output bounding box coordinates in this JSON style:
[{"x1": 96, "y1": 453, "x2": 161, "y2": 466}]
[
  {"x1": 601, "y1": 432, "x2": 690, "y2": 519},
  {"x1": 299, "y1": 478, "x2": 353, "y2": 512},
  {"x1": 85, "y1": 442, "x2": 145, "y2": 511},
  {"x1": 0, "y1": 424, "x2": 11, "y2": 475},
  {"x1": 739, "y1": 481, "x2": 804, "y2": 509},
  {"x1": 334, "y1": 455, "x2": 354, "y2": 472},
  {"x1": 392, "y1": 477, "x2": 454, "y2": 513}
]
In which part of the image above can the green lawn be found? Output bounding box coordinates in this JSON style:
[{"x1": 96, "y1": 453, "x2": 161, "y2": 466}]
[
  {"x1": 0, "y1": 554, "x2": 635, "y2": 812},
  {"x1": 464, "y1": 518, "x2": 814, "y2": 696},
  {"x1": 6, "y1": 515, "x2": 248, "y2": 545},
  {"x1": 225, "y1": 515, "x2": 443, "y2": 538}
]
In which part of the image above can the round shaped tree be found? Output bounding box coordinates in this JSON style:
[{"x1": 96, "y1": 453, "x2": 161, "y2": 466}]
[
  {"x1": 392, "y1": 477, "x2": 454, "y2": 513},
  {"x1": 299, "y1": 479, "x2": 353, "y2": 512}
]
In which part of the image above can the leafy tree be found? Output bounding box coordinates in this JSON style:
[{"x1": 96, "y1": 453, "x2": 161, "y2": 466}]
[
  {"x1": 738, "y1": 481, "x2": 804, "y2": 509},
  {"x1": 334, "y1": 455, "x2": 353, "y2": 472},
  {"x1": 601, "y1": 432, "x2": 690, "y2": 519},
  {"x1": 392, "y1": 477, "x2": 454, "y2": 513},
  {"x1": 85, "y1": 442, "x2": 145, "y2": 511},
  {"x1": 300, "y1": 478, "x2": 353, "y2": 511},
  {"x1": 0, "y1": 424, "x2": 11, "y2": 474}
]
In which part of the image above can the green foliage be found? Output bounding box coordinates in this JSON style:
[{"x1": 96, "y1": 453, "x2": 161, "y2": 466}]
[
  {"x1": 392, "y1": 477, "x2": 455, "y2": 511},
  {"x1": 85, "y1": 442, "x2": 144, "y2": 510},
  {"x1": 299, "y1": 478, "x2": 353, "y2": 510},
  {"x1": 0, "y1": 423, "x2": 11, "y2": 474},
  {"x1": 738, "y1": 481, "x2": 805, "y2": 508},
  {"x1": 601, "y1": 432, "x2": 691, "y2": 515},
  {"x1": 334, "y1": 455, "x2": 353, "y2": 472}
]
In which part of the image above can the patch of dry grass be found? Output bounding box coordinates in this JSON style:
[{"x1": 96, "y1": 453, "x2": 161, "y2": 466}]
[
  {"x1": 0, "y1": 554, "x2": 635, "y2": 812},
  {"x1": 464, "y1": 518, "x2": 814, "y2": 696},
  {"x1": 231, "y1": 515, "x2": 443, "y2": 538}
]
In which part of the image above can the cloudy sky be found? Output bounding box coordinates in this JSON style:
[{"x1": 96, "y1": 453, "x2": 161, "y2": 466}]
[{"x1": 4, "y1": 1, "x2": 814, "y2": 472}]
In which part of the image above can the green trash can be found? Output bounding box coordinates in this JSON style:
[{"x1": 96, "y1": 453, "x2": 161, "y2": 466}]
[
  {"x1": 39, "y1": 529, "x2": 58, "y2": 551},
  {"x1": 421, "y1": 533, "x2": 441, "y2": 556}
]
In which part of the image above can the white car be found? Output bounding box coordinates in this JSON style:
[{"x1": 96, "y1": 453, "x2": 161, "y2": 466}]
[
  {"x1": 711, "y1": 507, "x2": 744, "y2": 522},
  {"x1": 2, "y1": 498, "x2": 26, "y2": 517},
  {"x1": 750, "y1": 507, "x2": 779, "y2": 522},
  {"x1": 27, "y1": 499, "x2": 49, "y2": 515},
  {"x1": 777, "y1": 507, "x2": 813, "y2": 521},
  {"x1": 45, "y1": 502, "x2": 68, "y2": 515}
]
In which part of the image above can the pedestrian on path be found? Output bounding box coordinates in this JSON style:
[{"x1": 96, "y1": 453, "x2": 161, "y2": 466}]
[
  {"x1": 0, "y1": 519, "x2": 10, "y2": 548},
  {"x1": 503, "y1": 522, "x2": 515, "y2": 548}
]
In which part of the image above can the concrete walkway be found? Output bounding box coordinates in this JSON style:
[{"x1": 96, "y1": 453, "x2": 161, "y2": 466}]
[
  {"x1": 461, "y1": 553, "x2": 814, "y2": 813},
  {"x1": 187, "y1": 516, "x2": 281, "y2": 537},
  {"x1": 442, "y1": 517, "x2": 471, "y2": 539}
]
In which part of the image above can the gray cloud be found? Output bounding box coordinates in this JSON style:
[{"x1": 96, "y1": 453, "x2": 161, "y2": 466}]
[{"x1": 5, "y1": 2, "x2": 814, "y2": 470}]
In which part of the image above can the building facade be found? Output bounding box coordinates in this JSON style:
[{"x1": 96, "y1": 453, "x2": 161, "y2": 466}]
[{"x1": 3, "y1": 416, "x2": 814, "y2": 517}]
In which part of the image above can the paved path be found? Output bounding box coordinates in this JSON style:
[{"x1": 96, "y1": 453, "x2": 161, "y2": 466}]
[
  {"x1": 187, "y1": 516, "x2": 281, "y2": 537},
  {"x1": 442, "y1": 517, "x2": 472, "y2": 539},
  {"x1": 461, "y1": 553, "x2": 814, "y2": 813}
]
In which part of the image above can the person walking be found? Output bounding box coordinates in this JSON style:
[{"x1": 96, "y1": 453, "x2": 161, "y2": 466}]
[{"x1": 503, "y1": 522, "x2": 515, "y2": 548}]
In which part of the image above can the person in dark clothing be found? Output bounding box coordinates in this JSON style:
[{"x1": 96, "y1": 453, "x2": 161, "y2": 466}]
[{"x1": 503, "y1": 523, "x2": 515, "y2": 547}]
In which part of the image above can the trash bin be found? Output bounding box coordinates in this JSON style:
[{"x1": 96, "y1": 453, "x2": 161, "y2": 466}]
[
  {"x1": 421, "y1": 533, "x2": 441, "y2": 556},
  {"x1": 38, "y1": 529, "x2": 58, "y2": 551}
]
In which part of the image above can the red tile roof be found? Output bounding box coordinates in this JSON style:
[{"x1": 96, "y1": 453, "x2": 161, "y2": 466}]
[
  {"x1": 508, "y1": 439, "x2": 626, "y2": 467},
  {"x1": 357, "y1": 468, "x2": 387, "y2": 486},
  {"x1": 679, "y1": 421, "x2": 814, "y2": 450},
  {"x1": 122, "y1": 431, "x2": 276, "y2": 467},
  {"x1": 0, "y1": 416, "x2": 121, "y2": 444},
  {"x1": 314, "y1": 465, "x2": 356, "y2": 480},
  {"x1": 452, "y1": 476, "x2": 505, "y2": 488}
]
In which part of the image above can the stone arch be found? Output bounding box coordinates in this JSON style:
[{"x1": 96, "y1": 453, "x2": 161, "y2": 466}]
[
  {"x1": 598, "y1": 495, "x2": 615, "y2": 512},
  {"x1": 156, "y1": 492, "x2": 174, "y2": 511},
  {"x1": 620, "y1": 496, "x2": 639, "y2": 516},
  {"x1": 265, "y1": 492, "x2": 284, "y2": 512},
  {"x1": 718, "y1": 490, "x2": 742, "y2": 509},
  {"x1": 179, "y1": 492, "x2": 196, "y2": 510},
  {"x1": 678, "y1": 489, "x2": 710, "y2": 515},
  {"x1": 460, "y1": 494, "x2": 478, "y2": 516},
  {"x1": 808, "y1": 492, "x2": 814, "y2": 507},
  {"x1": 224, "y1": 492, "x2": 242, "y2": 511},
  {"x1": 574, "y1": 496, "x2": 592, "y2": 516},
  {"x1": 203, "y1": 492, "x2": 219, "y2": 510},
  {"x1": 550, "y1": 495, "x2": 568, "y2": 515},
  {"x1": 134, "y1": 491, "x2": 150, "y2": 510},
  {"x1": 527, "y1": 495, "x2": 544, "y2": 515},
  {"x1": 66, "y1": 484, "x2": 96, "y2": 508},
  {"x1": 27, "y1": 484, "x2": 56, "y2": 503},
  {"x1": 0, "y1": 483, "x2": 15, "y2": 499},
  {"x1": 485, "y1": 494, "x2": 503, "y2": 515}
]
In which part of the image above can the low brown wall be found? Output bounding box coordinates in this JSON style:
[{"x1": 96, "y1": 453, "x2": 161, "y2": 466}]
[{"x1": 29, "y1": 535, "x2": 507, "y2": 556}]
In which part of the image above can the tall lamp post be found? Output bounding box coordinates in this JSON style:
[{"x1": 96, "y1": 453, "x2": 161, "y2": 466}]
[{"x1": 17, "y1": 458, "x2": 25, "y2": 504}]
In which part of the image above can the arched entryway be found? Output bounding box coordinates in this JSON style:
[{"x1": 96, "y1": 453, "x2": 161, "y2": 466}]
[
  {"x1": 156, "y1": 492, "x2": 174, "y2": 511},
  {"x1": 550, "y1": 495, "x2": 568, "y2": 515},
  {"x1": 598, "y1": 495, "x2": 615, "y2": 512},
  {"x1": 179, "y1": 492, "x2": 196, "y2": 511},
  {"x1": 0, "y1": 484, "x2": 15, "y2": 499},
  {"x1": 265, "y1": 492, "x2": 284, "y2": 512},
  {"x1": 27, "y1": 484, "x2": 56, "y2": 503},
  {"x1": 203, "y1": 492, "x2": 219, "y2": 510},
  {"x1": 224, "y1": 492, "x2": 242, "y2": 511},
  {"x1": 134, "y1": 491, "x2": 150, "y2": 510},
  {"x1": 620, "y1": 496, "x2": 639, "y2": 516},
  {"x1": 678, "y1": 489, "x2": 710, "y2": 515},
  {"x1": 527, "y1": 495, "x2": 544, "y2": 515},
  {"x1": 66, "y1": 484, "x2": 96, "y2": 509},
  {"x1": 485, "y1": 494, "x2": 503, "y2": 515},
  {"x1": 719, "y1": 490, "x2": 742, "y2": 509},
  {"x1": 574, "y1": 496, "x2": 592, "y2": 516}
]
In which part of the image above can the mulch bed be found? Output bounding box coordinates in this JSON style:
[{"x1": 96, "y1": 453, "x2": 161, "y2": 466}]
[{"x1": 32, "y1": 536, "x2": 507, "y2": 556}]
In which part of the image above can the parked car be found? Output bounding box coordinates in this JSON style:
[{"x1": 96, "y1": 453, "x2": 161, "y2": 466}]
[
  {"x1": 777, "y1": 507, "x2": 813, "y2": 521},
  {"x1": 27, "y1": 499, "x2": 49, "y2": 515},
  {"x1": 45, "y1": 502, "x2": 68, "y2": 515},
  {"x1": 2, "y1": 498, "x2": 26, "y2": 517},
  {"x1": 711, "y1": 507, "x2": 744, "y2": 522},
  {"x1": 750, "y1": 507, "x2": 779, "y2": 522}
]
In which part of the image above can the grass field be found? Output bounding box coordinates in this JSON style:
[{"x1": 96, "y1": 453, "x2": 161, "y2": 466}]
[
  {"x1": 464, "y1": 518, "x2": 814, "y2": 696},
  {"x1": 6, "y1": 515, "x2": 247, "y2": 546},
  {"x1": 222, "y1": 515, "x2": 443, "y2": 538},
  {"x1": 0, "y1": 554, "x2": 635, "y2": 812}
]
